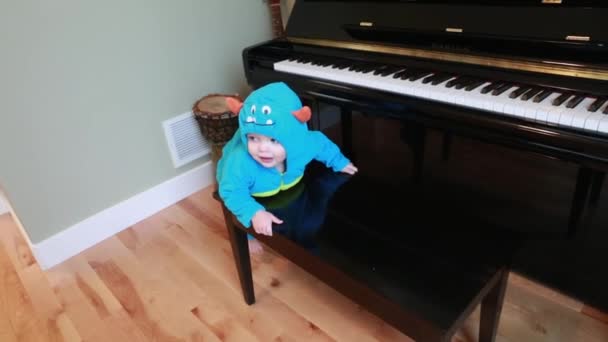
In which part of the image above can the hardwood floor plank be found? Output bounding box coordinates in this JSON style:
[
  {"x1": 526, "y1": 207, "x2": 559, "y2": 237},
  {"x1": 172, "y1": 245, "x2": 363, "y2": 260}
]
[
  {"x1": 85, "y1": 236, "x2": 221, "y2": 341},
  {"x1": 0, "y1": 214, "x2": 36, "y2": 271},
  {"x1": 18, "y1": 264, "x2": 82, "y2": 342},
  {"x1": 45, "y1": 267, "x2": 113, "y2": 341},
  {"x1": 0, "y1": 244, "x2": 48, "y2": 342},
  {"x1": 499, "y1": 283, "x2": 608, "y2": 342}
]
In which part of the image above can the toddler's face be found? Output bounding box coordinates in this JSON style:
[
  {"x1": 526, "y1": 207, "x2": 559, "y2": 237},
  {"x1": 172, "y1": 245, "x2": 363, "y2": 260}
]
[{"x1": 246, "y1": 133, "x2": 286, "y2": 169}]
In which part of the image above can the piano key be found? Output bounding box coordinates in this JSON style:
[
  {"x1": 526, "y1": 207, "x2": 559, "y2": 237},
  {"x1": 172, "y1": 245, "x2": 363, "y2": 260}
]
[
  {"x1": 273, "y1": 59, "x2": 606, "y2": 136},
  {"x1": 422, "y1": 73, "x2": 437, "y2": 84},
  {"x1": 521, "y1": 88, "x2": 542, "y2": 101},
  {"x1": 552, "y1": 93, "x2": 571, "y2": 106},
  {"x1": 391, "y1": 69, "x2": 406, "y2": 78},
  {"x1": 598, "y1": 116, "x2": 608, "y2": 133},
  {"x1": 431, "y1": 74, "x2": 455, "y2": 86},
  {"x1": 454, "y1": 77, "x2": 476, "y2": 90},
  {"x1": 561, "y1": 97, "x2": 595, "y2": 128},
  {"x1": 509, "y1": 86, "x2": 530, "y2": 99},
  {"x1": 446, "y1": 77, "x2": 464, "y2": 88},
  {"x1": 480, "y1": 82, "x2": 501, "y2": 94},
  {"x1": 372, "y1": 65, "x2": 390, "y2": 75},
  {"x1": 588, "y1": 98, "x2": 607, "y2": 112},
  {"x1": 409, "y1": 71, "x2": 432, "y2": 82},
  {"x1": 534, "y1": 93, "x2": 563, "y2": 122},
  {"x1": 379, "y1": 66, "x2": 404, "y2": 76},
  {"x1": 464, "y1": 79, "x2": 486, "y2": 91},
  {"x1": 584, "y1": 109, "x2": 605, "y2": 131},
  {"x1": 492, "y1": 83, "x2": 513, "y2": 96},
  {"x1": 533, "y1": 90, "x2": 553, "y2": 103},
  {"x1": 566, "y1": 95, "x2": 586, "y2": 109}
]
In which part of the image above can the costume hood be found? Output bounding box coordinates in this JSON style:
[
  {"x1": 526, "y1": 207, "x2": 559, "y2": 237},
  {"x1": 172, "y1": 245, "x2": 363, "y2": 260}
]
[{"x1": 226, "y1": 82, "x2": 311, "y2": 162}]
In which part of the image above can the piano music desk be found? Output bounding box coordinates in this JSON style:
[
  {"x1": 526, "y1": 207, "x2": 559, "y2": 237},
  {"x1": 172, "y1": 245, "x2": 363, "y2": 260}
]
[{"x1": 215, "y1": 164, "x2": 512, "y2": 342}]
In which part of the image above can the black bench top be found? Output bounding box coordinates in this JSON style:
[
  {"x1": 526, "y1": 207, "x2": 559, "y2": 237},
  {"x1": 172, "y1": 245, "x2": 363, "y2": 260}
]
[{"x1": 245, "y1": 162, "x2": 520, "y2": 335}]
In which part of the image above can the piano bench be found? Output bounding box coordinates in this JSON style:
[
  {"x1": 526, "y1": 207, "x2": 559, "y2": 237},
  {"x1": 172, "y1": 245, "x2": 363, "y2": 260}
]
[{"x1": 214, "y1": 169, "x2": 510, "y2": 342}]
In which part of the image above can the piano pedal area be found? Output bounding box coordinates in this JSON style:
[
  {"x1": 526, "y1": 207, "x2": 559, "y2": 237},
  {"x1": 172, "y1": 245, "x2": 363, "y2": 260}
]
[{"x1": 313, "y1": 102, "x2": 608, "y2": 317}]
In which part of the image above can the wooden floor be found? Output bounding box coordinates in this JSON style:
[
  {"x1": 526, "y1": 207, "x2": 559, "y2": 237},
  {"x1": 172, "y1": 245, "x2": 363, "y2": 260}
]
[{"x1": 1, "y1": 185, "x2": 608, "y2": 342}]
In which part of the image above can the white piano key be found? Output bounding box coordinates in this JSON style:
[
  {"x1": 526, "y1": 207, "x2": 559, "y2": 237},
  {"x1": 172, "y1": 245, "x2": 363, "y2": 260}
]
[
  {"x1": 533, "y1": 93, "x2": 562, "y2": 123},
  {"x1": 562, "y1": 98, "x2": 595, "y2": 128},
  {"x1": 584, "y1": 112, "x2": 603, "y2": 132},
  {"x1": 273, "y1": 59, "x2": 606, "y2": 136},
  {"x1": 596, "y1": 112, "x2": 608, "y2": 134}
]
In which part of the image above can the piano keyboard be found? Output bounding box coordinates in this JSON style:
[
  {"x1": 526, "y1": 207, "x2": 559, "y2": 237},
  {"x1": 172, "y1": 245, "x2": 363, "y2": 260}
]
[{"x1": 274, "y1": 58, "x2": 608, "y2": 135}]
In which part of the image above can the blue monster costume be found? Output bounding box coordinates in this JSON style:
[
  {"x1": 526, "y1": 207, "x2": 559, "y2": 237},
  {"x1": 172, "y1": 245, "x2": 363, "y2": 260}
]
[{"x1": 216, "y1": 82, "x2": 351, "y2": 228}]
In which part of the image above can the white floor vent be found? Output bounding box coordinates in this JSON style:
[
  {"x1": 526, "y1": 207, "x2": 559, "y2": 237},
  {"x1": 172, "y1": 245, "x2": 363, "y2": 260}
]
[{"x1": 163, "y1": 111, "x2": 210, "y2": 168}]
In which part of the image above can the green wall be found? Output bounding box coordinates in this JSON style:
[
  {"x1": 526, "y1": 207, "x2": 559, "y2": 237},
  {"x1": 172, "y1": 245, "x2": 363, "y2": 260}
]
[{"x1": 0, "y1": 0, "x2": 272, "y2": 243}]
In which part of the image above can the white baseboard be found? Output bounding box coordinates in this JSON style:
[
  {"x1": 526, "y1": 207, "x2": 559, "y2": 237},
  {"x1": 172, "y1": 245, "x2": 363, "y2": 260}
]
[{"x1": 32, "y1": 160, "x2": 215, "y2": 270}]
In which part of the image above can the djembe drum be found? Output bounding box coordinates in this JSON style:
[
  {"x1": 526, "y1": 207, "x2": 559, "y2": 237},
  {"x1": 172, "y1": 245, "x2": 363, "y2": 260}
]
[{"x1": 192, "y1": 93, "x2": 241, "y2": 164}]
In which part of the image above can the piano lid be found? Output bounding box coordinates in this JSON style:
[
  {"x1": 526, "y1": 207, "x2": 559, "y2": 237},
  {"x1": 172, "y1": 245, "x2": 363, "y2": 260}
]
[{"x1": 286, "y1": 0, "x2": 608, "y2": 80}]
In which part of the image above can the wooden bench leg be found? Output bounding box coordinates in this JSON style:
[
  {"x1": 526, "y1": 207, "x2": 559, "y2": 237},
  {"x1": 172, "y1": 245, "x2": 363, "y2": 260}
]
[
  {"x1": 479, "y1": 270, "x2": 508, "y2": 342},
  {"x1": 221, "y1": 206, "x2": 255, "y2": 305}
]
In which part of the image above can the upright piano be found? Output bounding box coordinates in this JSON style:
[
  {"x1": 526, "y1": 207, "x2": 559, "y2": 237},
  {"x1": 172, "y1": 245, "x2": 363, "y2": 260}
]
[{"x1": 241, "y1": 0, "x2": 608, "y2": 312}]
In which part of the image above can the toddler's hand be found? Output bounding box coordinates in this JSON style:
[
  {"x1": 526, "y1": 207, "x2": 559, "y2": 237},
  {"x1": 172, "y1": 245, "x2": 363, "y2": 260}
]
[
  {"x1": 341, "y1": 163, "x2": 358, "y2": 175},
  {"x1": 251, "y1": 210, "x2": 283, "y2": 236}
]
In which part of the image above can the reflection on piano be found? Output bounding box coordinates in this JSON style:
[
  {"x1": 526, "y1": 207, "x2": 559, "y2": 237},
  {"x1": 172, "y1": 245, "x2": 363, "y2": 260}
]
[{"x1": 240, "y1": 0, "x2": 608, "y2": 313}]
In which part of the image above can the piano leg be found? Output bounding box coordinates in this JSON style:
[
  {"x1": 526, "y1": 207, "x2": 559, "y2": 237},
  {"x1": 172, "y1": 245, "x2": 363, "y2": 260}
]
[
  {"x1": 567, "y1": 167, "x2": 593, "y2": 237},
  {"x1": 340, "y1": 107, "x2": 354, "y2": 160},
  {"x1": 221, "y1": 204, "x2": 256, "y2": 305},
  {"x1": 589, "y1": 171, "x2": 605, "y2": 206},
  {"x1": 400, "y1": 122, "x2": 426, "y2": 183},
  {"x1": 479, "y1": 269, "x2": 508, "y2": 342}
]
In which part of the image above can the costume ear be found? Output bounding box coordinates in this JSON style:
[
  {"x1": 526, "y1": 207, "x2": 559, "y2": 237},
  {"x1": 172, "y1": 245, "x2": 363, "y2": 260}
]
[
  {"x1": 292, "y1": 106, "x2": 312, "y2": 123},
  {"x1": 226, "y1": 97, "x2": 243, "y2": 114}
]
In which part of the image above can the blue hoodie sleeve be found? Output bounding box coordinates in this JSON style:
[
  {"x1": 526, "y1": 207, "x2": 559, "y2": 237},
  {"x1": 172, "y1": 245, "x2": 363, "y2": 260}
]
[
  {"x1": 310, "y1": 131, "x2": 351, "y2": 172},
  {"x1": 217, "y1": 151, "x2": 264, "y2": 228}
]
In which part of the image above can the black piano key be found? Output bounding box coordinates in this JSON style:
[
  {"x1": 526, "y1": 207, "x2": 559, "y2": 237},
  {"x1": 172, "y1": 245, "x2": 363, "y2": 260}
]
[
  {"x1": 399, "y1": 71, "x2": 413, "y2": 80},
  {"x1": 533, "y1": 90, "x2": 553, "y2": 103},
  {"x1": 521, "y1": 88, "x2": 542, "y2": 101},
  {"x1": 422, "y1": 73, "x2": 438, "y2": 84},
  {"x1": 552, "y1": 93, "x2": 571, "y2": 106},
  {"x1": 379, "y1": 66, "x2": 403, "y2": 77},
  {"x1": 566, "y1": 95, "x2": 585, "y2": 109},
  {"x1": 372, "y1": 65, "x2": 389, "y2": 75},
  {"x1": 588, "y1": 98, "x2": 607, "y2": 112},
  {"x1": 360, "y1": 64, "x2": 378, "y2": 73},
  {"x1": 393, "y1": 70, "x2": 407, "y2": 79},
  {"x1": 297, "y1": 57, "x2": 311, "y2": 64},
  {"x1": 509, "y1": 86, "x2": 530, "y2": 99},
  {"x1": 464, "y1": 79, "x2": 486, "y2": 92},
  {"x1": 480, "y1": 82, "x2": 501, "y2": 94},
  {"x1": 335, "y1": 63, "x2": 350, "y2": 70},
  {"x1": 446, "y1": 77, "x2": 464, "y2": 88},
  {"x1": 454, "y1": 77, "x2": 475, "y2": 90},
  {"x1": 410, "y1": 71, "x2": 432, "y2": 81},
  {"x1": 431, "y1": 74, "x2": 454, "y2": 86},
  {"x1": 604, "y1": 104, "x2": 608, "y2": 115},
  {"x1": 491, "y1": 83, "x2": 513, "y2": 96},
  {"x1": 348, "y1": 63, "x2": 364, "y2": 71}
]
